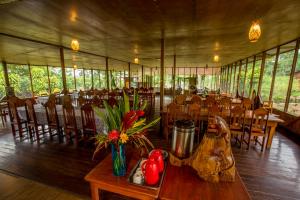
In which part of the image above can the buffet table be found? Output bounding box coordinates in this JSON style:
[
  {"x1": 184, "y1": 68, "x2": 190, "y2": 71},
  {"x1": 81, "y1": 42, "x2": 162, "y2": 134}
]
[{"x1": 85, "y1": 153, "x2": 250, "y2": 200}]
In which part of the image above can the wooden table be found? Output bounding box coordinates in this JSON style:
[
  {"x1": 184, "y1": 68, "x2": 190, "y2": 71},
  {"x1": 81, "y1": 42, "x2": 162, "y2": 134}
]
[
  {"x1": 85, "y1": 153, "x2": 251, "y2": 200},
  {"x1": 161, "y1": 108, "x2": 284, "y2": 149},
  {"x1": 85, "y1": 153, "x2": 160, "y2": 200},
  {"x1": 160, "y1": 164, "x2": 250, "y2": 200}
]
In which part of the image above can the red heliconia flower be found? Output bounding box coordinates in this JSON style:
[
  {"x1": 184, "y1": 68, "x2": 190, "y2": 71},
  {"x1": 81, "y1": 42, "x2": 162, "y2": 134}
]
[
  {"x1": 123, "y1": 110, "x2": 138, "y2": 130},
  {"x1": 136, "y1": 110, "x2": 145, "y2": 117},
  {"x1": 108, "y1": 129, "x2": 120, "y2": 141}
]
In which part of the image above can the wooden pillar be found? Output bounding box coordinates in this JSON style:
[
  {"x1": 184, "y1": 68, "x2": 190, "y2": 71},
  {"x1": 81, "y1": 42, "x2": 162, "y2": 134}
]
[
  {"x1": 228, "y1": 64, "x2": 233, "y2": 94},
  {"x1": 269, "y1": 47, "x2": 280, "y2": 101},
  {"x1": 28, "y1": 64, "x2": 34, "y2": 97},
  {"x1": 257, "y1": 51, "x2": 266, "y2": 95},
  {"x1": 46, "y1": 65, "x2": 51, "y2": 93},
  {"x1": 73, "y1": 68, "x2": 77, "y2": 90},
  {"x1": 236, "y1": 61, "x2": 242, "y2": 93},
  {"x1": 249, "y1": 55, "x2": 256, "y2": 96},
  {"x1": 160, "y1": 35, "x2": 165, "y2": 111},
  {"x1": 150, "y1": 67, "x2": 153, "y2": 87},
  {"x1": 284, "y1": 39, "x2": 300, "y2": 112},
  {"x1": 106, "y1": 57, "x2": 109, "y2": 91},
  {"x1": 2, "y1": 61, "x2": 10, "y2": 87},
  {"x1": 172, "y1": 55, "x2": 176, "y2": 99},
  {"x1": 128, "y1": 62, "x2": 131, "y2": 88},
  {"x1": 59, "y1": 47, "x2": 67, "y2": 93}
]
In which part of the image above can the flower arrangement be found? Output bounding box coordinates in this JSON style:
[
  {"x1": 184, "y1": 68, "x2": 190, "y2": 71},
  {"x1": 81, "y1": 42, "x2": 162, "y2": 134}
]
[{"x1": 93, "y1": 91, "x2": 160, "y2": 176}]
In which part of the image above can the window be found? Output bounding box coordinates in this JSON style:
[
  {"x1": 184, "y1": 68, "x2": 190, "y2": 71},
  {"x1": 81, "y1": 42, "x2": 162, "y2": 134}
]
[
  {"x1": 99, "y1": 70, "x2": 107, "y2": 89},
  {"x1": 84, "y1": 69, "x2": 92, "y2": 89},
  {"x1": 31, "y1": 65, "x2": 50, "y2": 95},
  {"x1": 65, "y1": 68, "x2": 75, "y2": 92},
  {"x1": 75, "y1": 69, "x2": 84, "y2": 90},
  {"x1": 245, "y1": 57, "x2": 254, "y2": 97},
  {"x1": 0, "y1": 63, "x2": 5, "y2": 98},
  {"x1": 165, "y1": 68, "x2": 173, "y2": 89},
  {"x1": 273, "y1": 43, "x2": 296, "y2": 111},
  {"x1": 239, "y1": 62, "x2": 246, "y2": 95},
  {"x1": 230, "y1": 65, "x2": 235, "y2": 94},
  {"x1": 287, "y1": 48, "x2": 300, "y2": 116},
  {"x1": 48, "y1": 66, "x2": 63, "y2": 93},
  {"x1": 8, "y1": 64, "x2": 32, "y2": 97},
  {"x1": 251, "y1": 55, "x2": 262, "y2": 94},
  {"x1": 261, "y1": 49, "x2": 276, "y2": 101},
  {"x1": 93, "y1": 70, "x2": 101, "y2": 89}
]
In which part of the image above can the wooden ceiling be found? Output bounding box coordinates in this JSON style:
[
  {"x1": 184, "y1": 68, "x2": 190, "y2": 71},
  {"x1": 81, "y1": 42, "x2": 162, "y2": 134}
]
[{"x1": 0, "y1": 0, "x2": 300, "y2": 69}]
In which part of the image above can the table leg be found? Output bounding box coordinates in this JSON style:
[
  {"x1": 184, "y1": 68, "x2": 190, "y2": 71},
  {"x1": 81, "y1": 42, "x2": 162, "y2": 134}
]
[
  {"x1": 266, "y1": 123, "x2": 277, "y2": 149},
  {"x1": 90, "y1": 183, "x2": 100, "y2": 200}
]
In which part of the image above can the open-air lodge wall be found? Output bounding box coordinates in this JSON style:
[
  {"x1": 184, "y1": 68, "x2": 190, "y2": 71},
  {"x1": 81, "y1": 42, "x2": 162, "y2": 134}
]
[{"x1": 220, "y1": 38, "x2": 300, "y2": 117}]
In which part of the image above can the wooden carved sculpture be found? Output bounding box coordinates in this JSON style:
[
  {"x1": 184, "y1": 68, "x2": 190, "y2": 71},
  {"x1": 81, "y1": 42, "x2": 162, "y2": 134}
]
[{"x1": 170, "y1": 116, "x2": 236, "y2": 183}]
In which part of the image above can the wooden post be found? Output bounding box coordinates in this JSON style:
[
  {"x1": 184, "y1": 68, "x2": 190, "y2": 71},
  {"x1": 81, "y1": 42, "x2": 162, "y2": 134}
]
[
  {"x1": 46, "y1": 65, "x2": 51, "y2": 93},
  {"x1": 226, "y1": 65, "x2": 230, "y2": 93},
  {"x1": 106, "y1": 57, "x2": 109, "y2": 91},
  {"x1": 128, "y1": 62, "x2": 131, "y2": 88},
  {"x1": 150, "y1": 67, "x2": 153, "y2": 87},
  {"x1": 284, "y1": 39, "x2": 300, "y2": 112},
  {"x1": 73, "y1": 68, "x2": 77, "y2": 90},
  {"x1": 172, "y1": 55, "x2": 176, "y2": 99},
  {"x1": 2, "y1": 61, "x2": 10, "y2": 87},
  {"x1": 160, "y1": 34, "x2": 165, "y2": 112},
  {"x1": 28, "y1": 64, "x2": 34, "y2": 97},
  {"x1": 269, "y1": 47, "x2": 280, "y2": 101},
  {"x1": 257, "y1": 52, "x2": 266, "y2": 95},
  {"x1": 228, "y1": 64, "x2": 233, "y2": 94},
  {"x1": 249, "y1": 55, "x2": 256, "y2": 96},
  {"x1": 59, "y1": 47, "x2": 67, "y2": 93}
]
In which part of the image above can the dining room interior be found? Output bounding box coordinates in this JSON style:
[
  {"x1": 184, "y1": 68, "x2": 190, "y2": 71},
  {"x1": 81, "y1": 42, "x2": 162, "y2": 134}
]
[{"x1": 0, "y1": 0, "x2": 300, "y2": 200}]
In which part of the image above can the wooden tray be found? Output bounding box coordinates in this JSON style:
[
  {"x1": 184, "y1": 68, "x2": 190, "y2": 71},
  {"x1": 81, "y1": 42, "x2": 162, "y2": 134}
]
[{"x1": 127, "y1": 158, "x2": 167, "y2": 190}]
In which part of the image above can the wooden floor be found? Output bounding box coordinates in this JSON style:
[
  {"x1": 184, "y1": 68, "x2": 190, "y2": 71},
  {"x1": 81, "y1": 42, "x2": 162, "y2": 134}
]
[{"x1": 0, "y1": 97, "x2": 300, "y2": 200}]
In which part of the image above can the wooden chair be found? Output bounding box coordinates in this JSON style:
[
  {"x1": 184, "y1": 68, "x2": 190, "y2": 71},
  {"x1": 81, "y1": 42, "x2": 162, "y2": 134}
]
[
  {"x1": 175, "y1": 94, "x2": 186, "y2": 105},
  {"x1": 0, "y1": 102, "x2": 9, "y2": 127},
  {"x1": 62, "y1": 95, "x2": 80, "y2": 145},
  {"x1": 263, "y1": 100, "x2": 273, "y2": 113},
  {"x1": 25, "y1": 99, "x2": 45, "y2": 143},
  {"x1": 81, "y1": 103, "x2": 97, "y2": 143},
  {"x1": 242, "y1": 98, "x2": 253, "y2": 110},
  {"x1": 108, "y1": 97, "x2": 118, "y2": 107},
  {"x1": 207, "y1": 104, "x2": 221, "y2": 133},
  {"x1": 44, "y1": 96, "x2": 63, "y2": 142},
  {"x1": 190, "y1": 95, "x2": 202, "y2": 105},
  {"x1": 77, "y1": 95, "x2": 86, "y2": 107},
  {"x1": 206, "y1": 95, "x2": 217, "y2": 108},
  {"x1": 187, "y1": 103, "x2": 202, "y2": 143},
  {"x1": 243, "y1": 108, "x2": 269, "y2": 151},
  {"x1": 229, "y1": 106, "x2": 245, "y2": 148},
  {"x1": 91, "y1": 95, "x2": 102, "y2": 108},
  {"x1": 164, "y1": 102, "x2": 182, "y2": 142},
  {"x1": 8, "y1": 96, "x2": 29, "y2": 139},
  {"x1": 220, "y1": 97, "x2": 232, "y2": 121}
]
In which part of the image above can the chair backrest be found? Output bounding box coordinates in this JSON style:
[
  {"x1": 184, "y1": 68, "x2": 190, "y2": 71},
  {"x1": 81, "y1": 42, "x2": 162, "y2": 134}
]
[
  {"x1": 81, "y1": 103, "x2": 96, "y2": 134},
  {"x1": 25, "y1": 99, "x2": 37, "y2": 125},
  {"x1": 175, "y1": 95, "x2": 186, "y2": 105},
  {"x1": 167, "y1": 102, "x2": 181, "y2": 122},
  {"x1": 242, "y1": 98, "x2": 252, "y2": 110},
  {"x1": 44, "y1": 99, "x2": 59, "y2": 127},
  {"x1": 91, "y1": 95, "x2": 102, "y2": 107},
  {"x1": 62, "y1": 99, "x2": 77, "y2": 129},
  {"x1": 221, "y1": 97, "x2": 231, "y2": 110},
  {"x1": 190, "y1": 95, "x2": 202, "y2": 105},
  {"x1": 77, "y1": 95, "x2": 86, "y2": 107},
  {"x1": 208, "y1": 104, "x2": 221, "y2": 118},
  {"x1": 206, "y1": 95, "x2": 217, "y2": 108},
  {"x1": 8, "y1": 96, "x2": 24, "y2": 123},
  {"x1": 263, "y1": 100, "x2": 273, "y2": 113},
  {"x1": 188, "y1": 103, "x2": 201, "y2": 122},
  {"x1": 108, "y1": 97, "x2": 118, "y2": 107},
  {"x1": 230, "y1": 106, "x2": 245, "y2": 128},
  {"x1": 250, "y1": 107, "x2": 269, "y2": 133}
]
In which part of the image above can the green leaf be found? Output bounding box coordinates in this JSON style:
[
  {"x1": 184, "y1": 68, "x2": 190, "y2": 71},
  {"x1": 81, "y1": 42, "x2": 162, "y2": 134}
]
[
  {"x1": 141, "y1": 100, "x2": 148, "y2": 111},
  {"x1": 103, "y1": 101, "x2": 118, "y2": 130},
  {"x1": 123, "y1": 91, "x2": 130, "y2": 114}
]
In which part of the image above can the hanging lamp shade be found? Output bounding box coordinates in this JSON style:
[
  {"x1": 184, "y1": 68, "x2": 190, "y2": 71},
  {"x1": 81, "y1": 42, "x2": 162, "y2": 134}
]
[
  {"x1": 213, "y1": 55, "x2": 219, "y2": 62},
  {"x1": 71, "y1": 39, "x2": 79, "y2": 51},
  {"x1": 134, "y1": 57, "x2": 139, "y2": 64},
  {"x1": 73, "y1": 64, "x2": 77, "y2": 69},
  {"x1": 249, "y1": 21, "x2": 261, "y2": 42}
]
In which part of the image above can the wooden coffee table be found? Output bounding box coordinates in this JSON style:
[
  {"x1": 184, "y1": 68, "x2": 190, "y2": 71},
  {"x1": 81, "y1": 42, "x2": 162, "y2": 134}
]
[{"x1": 85, "y1": 153, "x2": 251, "y2": 200}]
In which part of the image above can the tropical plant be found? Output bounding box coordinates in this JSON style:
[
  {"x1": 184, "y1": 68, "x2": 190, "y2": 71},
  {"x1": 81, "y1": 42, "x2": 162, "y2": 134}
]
[{"x1": 92, "y1": 90, "x2": 160, "y2": 158}]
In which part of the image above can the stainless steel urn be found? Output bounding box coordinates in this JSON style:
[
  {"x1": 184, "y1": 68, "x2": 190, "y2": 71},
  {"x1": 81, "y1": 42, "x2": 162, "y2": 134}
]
[{"x1": 171, "y1": 120, "x2": 195, "y2": 158}]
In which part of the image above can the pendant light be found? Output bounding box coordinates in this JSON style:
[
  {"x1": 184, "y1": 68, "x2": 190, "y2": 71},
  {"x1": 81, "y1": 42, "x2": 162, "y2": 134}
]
[
  {"x1": 249, "y1": 21, "x2": 261, "y2": 42},
  {"x1": 71, "y1": 39, "x2": 80, "y2": 51}
]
